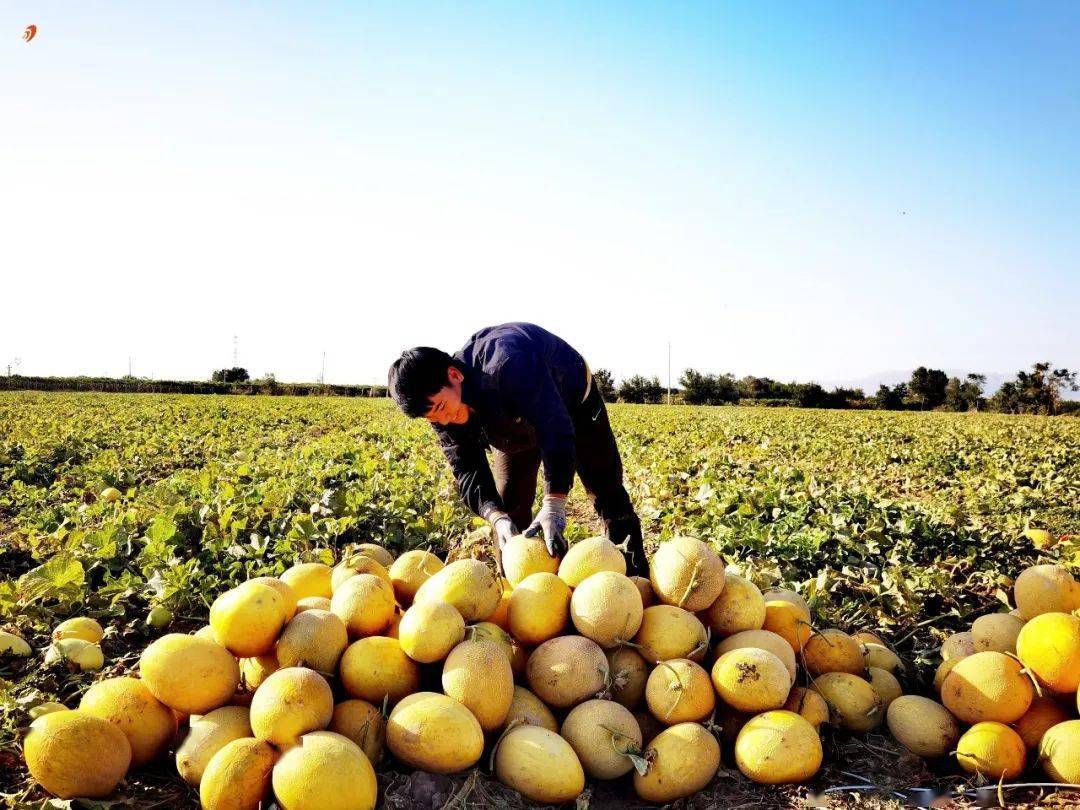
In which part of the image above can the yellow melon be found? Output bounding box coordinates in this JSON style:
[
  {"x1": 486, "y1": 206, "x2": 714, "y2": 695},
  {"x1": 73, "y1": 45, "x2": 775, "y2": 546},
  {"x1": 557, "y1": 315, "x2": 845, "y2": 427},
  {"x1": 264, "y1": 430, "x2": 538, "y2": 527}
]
[
  {"x1": 886, "y1": 695, "x2": 960, "y2": 758},
  {"x1": 271, "y1": 731, "x2": 377, "y2": 810},
  {"x1": 280, "y1": 562, "x2": 333, "y2": 601},
  {"x1": 387, "y1": 549, "x2": 445, "y2": 604},
  {"x1": 972, "y1": 612, "x2": 1025, "y2": 654},
  {"x1": 561, "y1": 698, "x2": 644, "y2": 779},
  {"x1": 607, "y1": 646, "x2": 649, "y2": 709},
  {"x1": 867, "y1": 666, "x2": 902, "y2": 709},
  {"x1": 508, "y1": 571, "x2": 571, "y2": 645},
  {"x1": 1039, "y1": 720, "x2": 1080, "y2": 783},
  {"x1": 810, "y1": 673, "x2": 883, "y2": 732},
  {"x1": 630, "y1": 576, "x2": 657, "y2": 608},
  {"x1": 558, "y1": 536, "x2": 626, "y2": 587},
  {"x1": 570, "y1": 571, "x2": 644, "y2": 648},
  {"x1": 330, "y1": 573, "x2": 396, "y2": 638},
  {"x1": 633, "y1": 722, "x2": 720, "y2": 803},
  {"x1": 398, "y1": 599, "x2": 465, "y2": 663},
  {"x1": 711, "y1": 647, "x2": 791, "y2": 713},
  {"x1": 501, "y1": 535, "x2": 560, "y2": 585},
  {"x1": 735, "y1": 710, "x2": 823, "y2": 784},
  {"x1": 646, "y1": 658, "x2": 715, "y2": 724},
  {"x1": 386, "y1": 692, "x2": 484, "y2": 773},
  {"x1": 956, "y1": 722, "x2": 1026, "y2": 779},
  {"x1": 79, "y1": 677, "x2": 175, "y2": 766},
  {"x1": 250, "y1": 668, "x2": 333, "y2": 747},
  {"x1": 700, "y1": 573, "x2": 766, "y2": 637},
  {"x1": 505, "y1": 685, "x2": 559, "y2": 733},
  {"x1": 200, "y1": 737, "x2": 276, "y2": 810},
  {"x1": 634, "y1": 605, "x2": 708, "y2": 663},
  {"x1": 52, "y1": 617, "x2": 105, "y2": 643},
  {"x1": 803, "y1": 629, "x2": 864, "y2": 676},
  {"x1": 140, "y1": 634, "x2": 240, "y2": 715},
  {"x1": 941, "y1": 651, "x2": 1033, "y2": 724},
  {"x1": 246, "y1": 576, "x2": 298, "y2": 620},
  {"x1": 494, "y1": 724, "x2": 585, "y2": 804},
  {"x1": 275, "y1": 608, "x2": 348, "y2": 675},
  {"x1": 330, "y1": 556, "x2": 392, "y2": 594},
  {"x1": 526, "y1": 636, "x2": 609, "y2": 708},
  {"x1": 1015, "y1": 696, "x2": 1071, "y2": 750},
  {"x1": 441, "y1": 639, "x2": 514, "y2": 732},
  {"x1": 1014, "y1": 564, "x2": 1080, "y2": 620},
  {"x1": 329, "y1": 700, "x2": 385, "y2": 765},
  {"x1": 413, "y1": 558, "x2": 501, "y2": 621},
  {"x1": 941, "y1": 631, "x2": 976, "y2": 661},
  {"x1": 648, "y1": 536, "x2": 725, "y2": 612},
  {"x1": 340, "y1": 637, "x2": 420, "y2": 705},
  {"x1": 783, "y1": 687, "x2": 830, "y2": 728},
  {"x1": 1016, "y1": 612, "x2": 1080, "y2": 694},
  {"x1": 176, "y1": 706, "x2": 252, "y2": 786},
  {"x1": 24, "y1": 710, "x2": 132, "y2": 799},
  {"x1": 763, "y1": 600, "x2": 812, "y2": 652},
  {"x1": 715, "y1": 629, "x2": 797, "y2": 684}
]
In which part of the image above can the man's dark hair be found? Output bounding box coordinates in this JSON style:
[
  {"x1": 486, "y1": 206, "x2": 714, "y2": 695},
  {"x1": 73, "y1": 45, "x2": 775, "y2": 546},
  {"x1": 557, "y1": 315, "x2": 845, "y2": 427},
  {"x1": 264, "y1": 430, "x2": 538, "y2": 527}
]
[{"x1": 388, "y1": 347, "x2": 461, "y2": 418}]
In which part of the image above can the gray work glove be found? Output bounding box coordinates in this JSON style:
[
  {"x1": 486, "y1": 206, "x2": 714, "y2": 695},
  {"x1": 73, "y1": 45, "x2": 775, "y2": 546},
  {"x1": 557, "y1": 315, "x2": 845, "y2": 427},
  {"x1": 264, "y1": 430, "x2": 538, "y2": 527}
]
[
  {"x1": 485, "y1": 509, "x2": 519, "y2": 575},
  {"x1": 523, "y1": 494, "x2": 568, "y2": 558}
]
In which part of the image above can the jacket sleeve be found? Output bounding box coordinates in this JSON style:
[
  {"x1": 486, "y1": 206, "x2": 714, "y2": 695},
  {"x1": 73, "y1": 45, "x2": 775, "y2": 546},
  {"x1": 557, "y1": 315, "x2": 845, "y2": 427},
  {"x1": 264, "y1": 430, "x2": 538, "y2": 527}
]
[
  {"x1": 497, "y1": 353, "x2": 576, "y2": 495},
  {"x1": 433, "y1": 423, "x2": 504, "y2": 519}
]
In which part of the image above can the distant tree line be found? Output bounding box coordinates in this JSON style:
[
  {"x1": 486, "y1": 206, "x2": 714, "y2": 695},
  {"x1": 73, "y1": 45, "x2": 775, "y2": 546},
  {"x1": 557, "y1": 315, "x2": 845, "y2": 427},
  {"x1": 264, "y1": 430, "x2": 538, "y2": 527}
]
[
  {"x1": 593, "y1": 363, "x2": 1079, "y2": 415},
  {"x1": 0, "y1": 372, "x2": 387, "y2": 398}
]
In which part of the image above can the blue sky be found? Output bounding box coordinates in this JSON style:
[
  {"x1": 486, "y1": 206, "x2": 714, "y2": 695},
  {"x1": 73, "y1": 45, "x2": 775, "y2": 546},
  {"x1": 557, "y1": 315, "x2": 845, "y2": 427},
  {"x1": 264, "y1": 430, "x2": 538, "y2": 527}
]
[{"x1": 1, "y1": 2, "x2": 1077, "y2": 388}]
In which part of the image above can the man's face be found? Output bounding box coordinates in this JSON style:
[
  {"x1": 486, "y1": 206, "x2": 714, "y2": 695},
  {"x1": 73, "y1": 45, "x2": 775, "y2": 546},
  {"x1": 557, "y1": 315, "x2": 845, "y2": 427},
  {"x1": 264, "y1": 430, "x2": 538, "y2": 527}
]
[{"x1": 425, "y1": 367, "x2": 470, "y2": 426}]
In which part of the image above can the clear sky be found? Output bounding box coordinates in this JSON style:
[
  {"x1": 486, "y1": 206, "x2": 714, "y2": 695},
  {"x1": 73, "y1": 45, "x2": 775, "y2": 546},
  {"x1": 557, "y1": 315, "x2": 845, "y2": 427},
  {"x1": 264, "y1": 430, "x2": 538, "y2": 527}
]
[{"x1": 2, "y1": 2, "x2": 1077, "y2": 387}]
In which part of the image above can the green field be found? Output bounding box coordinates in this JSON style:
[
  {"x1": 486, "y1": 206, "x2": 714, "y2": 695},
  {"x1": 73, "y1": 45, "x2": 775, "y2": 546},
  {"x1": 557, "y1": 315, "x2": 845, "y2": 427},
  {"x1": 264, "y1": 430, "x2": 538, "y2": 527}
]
[{"x1": 2, "y1": 392, "x2": 1079, "y2": 806}]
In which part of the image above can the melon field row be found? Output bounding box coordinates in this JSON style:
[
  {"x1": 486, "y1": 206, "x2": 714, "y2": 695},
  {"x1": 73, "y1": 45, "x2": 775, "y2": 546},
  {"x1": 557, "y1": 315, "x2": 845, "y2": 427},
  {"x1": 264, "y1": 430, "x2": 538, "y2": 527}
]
[{"x1": 1, "y1": 392, "x2": 1079, "y2": 807}]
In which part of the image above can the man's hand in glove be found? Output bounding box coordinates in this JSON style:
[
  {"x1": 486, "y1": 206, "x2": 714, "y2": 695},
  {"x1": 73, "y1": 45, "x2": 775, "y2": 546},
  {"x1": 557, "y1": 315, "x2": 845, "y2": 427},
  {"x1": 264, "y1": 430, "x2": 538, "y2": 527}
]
[
  {"x1": 485, "y1": 509, "x2": 519, "y2": 576},
  {"x1": 523, "y1": 494, "x2": 569, "y2": 558}
]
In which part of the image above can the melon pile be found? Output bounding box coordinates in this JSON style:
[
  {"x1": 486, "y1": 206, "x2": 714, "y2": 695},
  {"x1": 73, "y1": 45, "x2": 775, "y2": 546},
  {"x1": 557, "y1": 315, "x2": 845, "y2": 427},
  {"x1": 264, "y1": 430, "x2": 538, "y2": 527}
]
[{"x1": 14, "y1": 537, "x2": 1080, "y2": 807}]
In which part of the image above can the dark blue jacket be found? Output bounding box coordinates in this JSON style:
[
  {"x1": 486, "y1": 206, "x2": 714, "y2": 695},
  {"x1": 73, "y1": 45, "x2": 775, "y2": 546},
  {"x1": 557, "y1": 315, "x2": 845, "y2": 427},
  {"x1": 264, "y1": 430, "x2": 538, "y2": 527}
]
[{"x1": 434, "y1": 323, "x2": 588, "y2": 518}]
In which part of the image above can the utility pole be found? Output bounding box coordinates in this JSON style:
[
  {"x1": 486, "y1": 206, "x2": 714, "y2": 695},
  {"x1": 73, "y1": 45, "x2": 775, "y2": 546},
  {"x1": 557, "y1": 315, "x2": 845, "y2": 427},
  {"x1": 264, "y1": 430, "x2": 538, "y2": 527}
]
[
  {"x1": 667, "y1": 342, "x2": 672, "y2": 405},
  {"x1": 233, "y1": 335, "x2": 239, "y2": 367},
  {"x1": 320, "y1": 352, "x2": 326, "y2": 385},
  {"x1": 128, "y1": 355, "x2": 133, "y2": 377}
]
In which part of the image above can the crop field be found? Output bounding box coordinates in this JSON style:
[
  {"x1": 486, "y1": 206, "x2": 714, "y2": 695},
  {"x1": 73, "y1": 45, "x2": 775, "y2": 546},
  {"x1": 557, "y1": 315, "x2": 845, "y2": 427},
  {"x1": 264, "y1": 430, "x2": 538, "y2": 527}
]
[{"x1": 2, "y1": 391, "x2": 1080, "y2": 808}]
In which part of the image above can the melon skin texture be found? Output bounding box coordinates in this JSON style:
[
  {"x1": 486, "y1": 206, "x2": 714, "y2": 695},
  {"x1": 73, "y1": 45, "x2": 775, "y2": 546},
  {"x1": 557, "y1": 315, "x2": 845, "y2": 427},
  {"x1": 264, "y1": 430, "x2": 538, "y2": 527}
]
[
  {"x1": 495, "y1": 724, "x2": 586, "y2": 804},
  {"x1": 24, "y1": 710, "x2": 133, "y2": 799},
  {"x1": 501, "y1": 535, "x2": 559, "y2": 585},
  {"x1": 941, "y1": 651, "x2": 1033, "y2": 724},
  {"x1": 561, "y1": 698, "x2": 643, "y2": 780},
  {"x1": 79, "y1": 676, "x2": 176, "y2": 766},
  {"x1": 867, "y1": 666, "x2": 903, "y2": 709},
  {"x1": 558, "y1": 536, "x2": 626, "y2": 587},
  {"x1": 956, "y1": 722, "x2": 1026, "y2": 780},
  {"x1": 398, "y1": 599, "x2": 465, "y2": 663},
  {"x1": 811, "y1": 673, "x2": 883, "y2": 732},
  {"x1": 246, "y1": 576, "x2": 298, "y2": 620},
  {"x1": 386, "y1": 692, "x2": 484, "y2": 774},
  {"x1": 941, "y1": 631, "x2": 976, "y2": 661},
  {"x1": 863, "y1": 643, "x2": 903, "y2": 673},
  {"x1": 633, "y1": 722, "x2": 721, "y2": 803},
  {"x1": 783, "y1": 687, "x2": 830, "y2": 729},
  {"x1": 340, "y1": 637, "x2": 421, "y2": 705},
  {"x1": 886, "y1": 695, "x2": 960, "y2": 758},
  {"x1": 329, "y1": 700, "x2": 386, "y2": 765},
  {"x1": 607, "y1": 647, "x2": 649, "y2": 709},
  {"x1": 526, "y1": 635, "x2": 610, "y2": 709},
  {"x1": 271, "y1": 731, "x2": 377, "y2": 810},
  {"x1": 1014, "y1": 696, "x2": 1071, "y2": 750},
  {"x1": 331, "y1": 556, "x2": 392, "y2": 594},
  {"x1": 715, "y1": 629, "x2": 798, "y2": 684},
  {"x1": 701, "y1": 573, "x2": 765, "y2": 636},
  {"x1": 275, "y1": 608, "x2": 349, "y2": 674},
  {"x1": 646, "y1": 658, "x2": 716, "y2": 724},
  {"x1": 176, "y1": 706, "x2": 253, "y2": 786},
  {"x1": 1016, "y1": 612, "x2": 1080, "y2": 694},
  {"x1": 763, "y1": 600, "x2": 813, "y2": 652},
  {"x1": 762, "y1": 588, "x2": 809, "y2": 613},
  {"x1": 508, "y1": 572, "x2": 571, "y2": 645},
  {"x1": 250, "y1": 668, "x2": 334, "y2": 747},
  {"x1": 972, "y1": 612, "x2": 1025, "y2": 654},
  {"x1": 570, "y1": 571, "x2": 644, "y2": 648},
  {"x1": 634, "y1": 605, "x2": 709, "y2": 664},
  {"x1": 330, "y1": 573, "x2": 396, "y2": 637},
  {"x1": 280, "y1": 563, "x2": 334, "y2": 601},
  {"x1": 1014, "y1": 564, "x2": 1080, "y2": 620},
  {"x1": 388, "y1": 549, "x2": 444, "y2": 603},
  {"x1": 505, "y1": 686, "x2": 559, "y2": 733},
  {"x1": 441, "y1": 638, "x2": 514, "y2": 732},
  {"x1": 140, "y1": 634, "x2": 241, "y2": 715},
  {"x1": 735, "y1": 710, "x2": 823, "y2": 785},
  {"x1": 414, "y1": 558, "x2": 501, "y2": 621},
  {"x1": 199, "y1": 737, "x2": 276, "y2": 810},
  {"x1": 711, "y1": 647, "x2": 791, "y2": 713},
  {"x1": 53, "y1": 617, "x2": 105, "y2": 643},
  {"x1": 352, "y1": 542, "x2": 396, "y2": 568},
  {"x1": 803, "y1": 629, "x2": 864, "y2": 676},
  {"x1": 648, "y1": 536, "x2": 725, "y2": 612},
  {"x1": 1039, "y1": 720, "x2": 1080, "y2": 783},
  {"x1": 0, "y1": 631, "x2": 32, "y2": 656}
]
